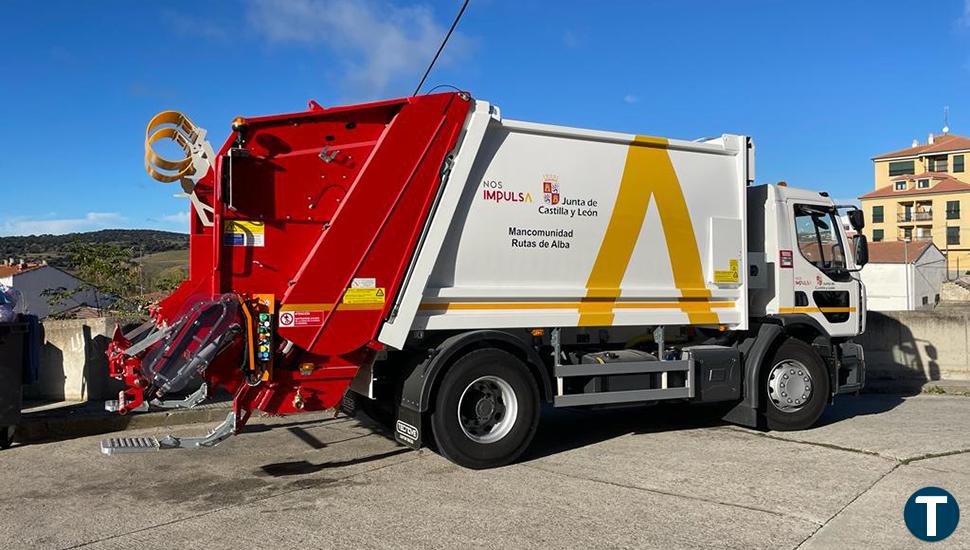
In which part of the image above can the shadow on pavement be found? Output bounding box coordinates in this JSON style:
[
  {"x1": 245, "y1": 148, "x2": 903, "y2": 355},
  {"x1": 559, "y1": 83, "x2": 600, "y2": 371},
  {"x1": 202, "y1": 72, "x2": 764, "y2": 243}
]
[
  {"x1": 520, "y1": 403, "x2": 731, "y2": 463},
  {"x1": 259, "y1": 447, "x2": 412, "y2": 477},
  {"x1": 521, "y1": 393, "x2": 909, "y2": 463},
  {"x1": 814, "y1": 393, "x2": 907, "y2": 428}
]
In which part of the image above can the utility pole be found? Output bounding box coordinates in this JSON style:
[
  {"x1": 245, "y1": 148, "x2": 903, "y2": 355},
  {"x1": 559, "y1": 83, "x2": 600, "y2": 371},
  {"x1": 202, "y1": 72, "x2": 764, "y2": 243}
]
[{"x1": 904, "y1": 237, "x2": 911, "y2": 309}]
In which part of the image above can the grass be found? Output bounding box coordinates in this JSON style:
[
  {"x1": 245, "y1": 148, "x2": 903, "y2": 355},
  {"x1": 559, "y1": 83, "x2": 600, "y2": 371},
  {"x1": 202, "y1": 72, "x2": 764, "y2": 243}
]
[{"x1": 137, "y1": 248, "x2": 189, "y2": 280}]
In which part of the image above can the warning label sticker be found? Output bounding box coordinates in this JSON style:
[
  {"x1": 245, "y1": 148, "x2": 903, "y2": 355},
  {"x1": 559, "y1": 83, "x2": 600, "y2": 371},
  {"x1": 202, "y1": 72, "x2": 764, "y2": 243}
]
[
  {"x1": 278, "y1": 311, "x2": 323, "y2": 327},
  {"x1": 223, "y1": 220, "x2": 265, "y2": 247},
  {"x1": 714, "y1": 259, "x2": 740, "y2": 284},
  {"x1": 351, "y1": 278, "x2": 376, "y2": 289},
  {"x1": 343, "y1": 287, "x2": 386, "y2": 305}
]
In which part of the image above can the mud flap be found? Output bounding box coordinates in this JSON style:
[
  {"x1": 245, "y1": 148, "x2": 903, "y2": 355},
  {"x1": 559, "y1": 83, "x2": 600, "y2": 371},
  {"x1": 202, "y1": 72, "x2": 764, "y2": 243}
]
[{"x1": 394, "y1": 405, "x2": 423, "y2": 449}]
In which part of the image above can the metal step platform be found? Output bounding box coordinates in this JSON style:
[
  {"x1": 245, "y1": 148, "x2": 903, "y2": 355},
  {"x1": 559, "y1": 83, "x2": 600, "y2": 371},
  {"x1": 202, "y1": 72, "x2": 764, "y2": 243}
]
[
  {"x1": 99, "y1": 411, "x2": 237, "y2": 455},
  {"x1": 100, "y1": 436, "x2": 161, "y2": 455}
]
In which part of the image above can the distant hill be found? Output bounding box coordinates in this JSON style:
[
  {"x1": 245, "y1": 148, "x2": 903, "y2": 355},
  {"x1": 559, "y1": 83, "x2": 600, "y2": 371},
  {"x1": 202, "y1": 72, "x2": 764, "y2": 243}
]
[
  {"x1": 137, "y1": 248, "x2": 190, "y2": 280},
  {"x1": 0, "y1": 229, "x2": 189, "y2": 269}
]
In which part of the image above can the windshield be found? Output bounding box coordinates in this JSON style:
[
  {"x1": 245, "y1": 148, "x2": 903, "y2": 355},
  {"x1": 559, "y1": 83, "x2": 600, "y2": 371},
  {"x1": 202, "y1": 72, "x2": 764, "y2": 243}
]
[{"x1": 794, "y1": 204, "x2": 847, "y2": 271}]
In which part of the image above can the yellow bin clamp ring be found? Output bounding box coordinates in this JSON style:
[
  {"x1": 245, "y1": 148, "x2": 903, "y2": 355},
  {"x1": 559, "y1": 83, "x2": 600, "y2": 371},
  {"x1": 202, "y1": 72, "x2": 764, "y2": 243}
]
[{"x1": 144, "y1": 110, "x2": 203, "y2": 183}]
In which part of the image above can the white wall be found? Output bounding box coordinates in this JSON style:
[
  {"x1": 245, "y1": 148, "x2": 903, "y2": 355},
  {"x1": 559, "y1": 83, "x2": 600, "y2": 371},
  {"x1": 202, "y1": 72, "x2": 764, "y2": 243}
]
[
  {"x1": 10, "y1": 266, "x2": 100, "y2": 319},
  {"x1": 912, "y1": 247, "x2": 946, "y2": 308},
  {"x1": 861, "y1": 263, "x2": 909, "y2": 311},
  {"x1": 861, "y1": 248, "x2": 947, "y2": 311}
]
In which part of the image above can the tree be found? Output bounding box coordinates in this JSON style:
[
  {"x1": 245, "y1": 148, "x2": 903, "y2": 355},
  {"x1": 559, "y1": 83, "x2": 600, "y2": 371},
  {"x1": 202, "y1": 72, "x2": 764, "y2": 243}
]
[{"x1": 43, "y1": 242, "x2": 143, "y2": 317}]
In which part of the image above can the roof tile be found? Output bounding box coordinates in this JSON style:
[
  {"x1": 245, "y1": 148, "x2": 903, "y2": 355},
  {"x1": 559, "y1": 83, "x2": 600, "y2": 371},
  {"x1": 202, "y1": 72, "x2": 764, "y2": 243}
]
[
  {"x1": 873, "y1": 134, "x2": 970, "y2": 160},
  {"x1": 866, "y1": 240, "x2": 934, "y2": 264},
  {"x1": 859, "y1": 176, "x2": 970, "y2": 199}
]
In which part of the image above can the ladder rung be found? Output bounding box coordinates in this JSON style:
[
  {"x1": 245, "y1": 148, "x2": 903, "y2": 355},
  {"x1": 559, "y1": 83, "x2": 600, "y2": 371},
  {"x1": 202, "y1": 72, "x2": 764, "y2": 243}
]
[
  {"x1": 555, "y1": 359, "x2": 691, "y2": 378},
  {"x1": 554, "y1": 386, "x2": 691, "y2": 407}
]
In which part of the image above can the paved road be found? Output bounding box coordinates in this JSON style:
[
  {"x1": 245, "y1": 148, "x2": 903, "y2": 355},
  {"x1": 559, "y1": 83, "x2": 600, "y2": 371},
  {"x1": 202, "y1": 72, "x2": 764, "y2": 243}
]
[{"x1": 1, "y1": 394, "x2": 968, "y2": 549}]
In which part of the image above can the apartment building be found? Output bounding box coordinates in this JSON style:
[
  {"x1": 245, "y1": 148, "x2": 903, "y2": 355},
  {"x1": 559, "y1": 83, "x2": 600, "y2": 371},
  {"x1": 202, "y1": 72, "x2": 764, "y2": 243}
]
[{"x1": 860, "y1": 132, "x2": 970, "y2": 270}]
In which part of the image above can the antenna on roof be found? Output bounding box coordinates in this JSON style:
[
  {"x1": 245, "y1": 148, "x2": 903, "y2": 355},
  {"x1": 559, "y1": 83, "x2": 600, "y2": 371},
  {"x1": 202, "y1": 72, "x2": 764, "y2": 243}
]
[
  {"x1": 411, "y1": 0, "x2": 470, "y2": 97},
  {"x1": 943, "y1": 105, "x2": 950, "y2": 135}
]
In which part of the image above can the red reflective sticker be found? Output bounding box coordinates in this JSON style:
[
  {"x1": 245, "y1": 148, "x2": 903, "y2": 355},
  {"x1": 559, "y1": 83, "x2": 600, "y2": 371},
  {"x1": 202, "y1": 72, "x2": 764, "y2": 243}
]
[
  {"x1": 279, "y1": 311, "x2": 324, "y2": 327},
  {"x1": 780, "y1": 250, "x2": 794, "y2": 268}
]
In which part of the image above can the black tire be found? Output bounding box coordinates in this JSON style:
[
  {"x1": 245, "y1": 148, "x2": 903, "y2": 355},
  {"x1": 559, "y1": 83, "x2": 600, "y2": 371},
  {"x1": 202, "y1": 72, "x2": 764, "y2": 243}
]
[
  {"x1": 431, "y1": 348, "x2": 540, "y2": 469},
  {"x1": 761, "y1": 338, "x2": 830, "y2": 431},
  {"x1": 0, "y1": 426, "x2": 14, "y2": 449}
]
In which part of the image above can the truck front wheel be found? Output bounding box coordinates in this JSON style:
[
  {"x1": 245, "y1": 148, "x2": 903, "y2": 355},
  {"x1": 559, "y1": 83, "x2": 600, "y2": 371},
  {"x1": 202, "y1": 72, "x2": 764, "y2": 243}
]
[
  {"x1": 431, "y1": 348, "x2": 540, "y2": 469},
  {"x1": 761, "y1": 338, "x2": 830, "y2": 431}
]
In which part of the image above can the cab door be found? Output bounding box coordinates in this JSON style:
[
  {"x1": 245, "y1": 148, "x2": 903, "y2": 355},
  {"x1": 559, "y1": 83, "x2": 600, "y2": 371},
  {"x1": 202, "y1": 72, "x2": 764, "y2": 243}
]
[{"x1": 785, "y1": 203, "x2": 860, "y2": 338}]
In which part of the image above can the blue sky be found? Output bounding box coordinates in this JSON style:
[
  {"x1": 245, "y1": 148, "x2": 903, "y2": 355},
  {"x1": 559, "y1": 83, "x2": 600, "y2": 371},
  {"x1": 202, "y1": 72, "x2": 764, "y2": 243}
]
[{"x1": 2, "y1": 0, "x2": 970, "y2": 236}]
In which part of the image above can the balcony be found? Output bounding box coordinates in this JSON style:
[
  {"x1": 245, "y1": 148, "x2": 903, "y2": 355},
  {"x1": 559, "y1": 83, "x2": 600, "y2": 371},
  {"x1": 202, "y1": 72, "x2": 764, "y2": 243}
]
[
  {"x1": 897, "y1": 210, "x2": 933, "y2": 223},
  {"x1": 898, "y1": 233, "x2": 933, "y2": 241}
]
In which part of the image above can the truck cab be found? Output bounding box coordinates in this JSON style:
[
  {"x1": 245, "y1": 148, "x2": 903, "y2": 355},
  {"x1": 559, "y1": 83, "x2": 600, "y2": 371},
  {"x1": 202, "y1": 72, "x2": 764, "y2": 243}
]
[
  {"x1": 743, "y1": 183, "x2": 867, "y2": 425},
  {"x1": 749, "y1": 183, "x2": 867, "y2": 337}
]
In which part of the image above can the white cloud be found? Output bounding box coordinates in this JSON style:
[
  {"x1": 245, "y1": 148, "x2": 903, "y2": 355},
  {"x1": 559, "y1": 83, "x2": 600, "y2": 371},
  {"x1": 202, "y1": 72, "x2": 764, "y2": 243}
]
[
  {"x1": 0, "y1": 212, "x2": 126, "y2": 237},
  {"x1": 160, "y1": 211, "x2": 190, "y2": 225},
  {"x1": 246, "y1": 0, "x2": 471, "y2": 99},
  {"x1": 623, "y1": 94, "x2": 638, "y2": 104}
]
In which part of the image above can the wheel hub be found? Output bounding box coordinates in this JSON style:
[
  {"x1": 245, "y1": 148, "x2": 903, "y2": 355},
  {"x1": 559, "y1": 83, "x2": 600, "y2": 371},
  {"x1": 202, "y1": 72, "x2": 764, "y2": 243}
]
[
  {"x1": 767, "y1": 359, "x2": 813, "y2": 412},
  {"x1": 458, "y1": 375, "x2": 518, "y2": 444},
  {"x1": 475, "y1": 398, "x2": 496, "y2": 419}
]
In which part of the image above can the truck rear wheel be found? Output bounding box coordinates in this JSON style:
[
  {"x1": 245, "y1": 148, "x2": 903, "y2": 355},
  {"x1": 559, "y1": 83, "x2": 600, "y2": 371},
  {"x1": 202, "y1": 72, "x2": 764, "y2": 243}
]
[
  {"x1": 761, "y1": 338, "x2": 829, "y2": 431},
  {"x1": 431, "y1": 348, "x2": 540, "y2": 469}
]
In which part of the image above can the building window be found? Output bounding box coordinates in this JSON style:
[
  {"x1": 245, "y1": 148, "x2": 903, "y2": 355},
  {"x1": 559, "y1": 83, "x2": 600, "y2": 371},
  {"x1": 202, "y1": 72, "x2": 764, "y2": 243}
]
[
  {"x1": 917, "y1": 179, "x2": 930, "y2": 189},
  {"x1": 955, "y1": 155, "x2": 965, "y2": 173},
  {"x1": 895, "y1": 181, "x2": 907, "y2": 191},
  {"x1": 873, "y1": 229, "x2": 884, "y2": 242},
  {"x1": 903, "y1": 227, "x2": 913, "y2": 240},
  {"x1": 929, "y1": 155, "x2": 948, "y2": 172},
  {"x1": 872, "y1": 205, "x2": 883, "y2": 223},
  {"x1": 889, "y1": 160, "x2": 915, "y2": 176},
  {"x1": 947, "y1": 200, "x2": 960, "y2": 220},
  {"x1": 948, "y1": 226, "x2": 960, "y2": 245}
]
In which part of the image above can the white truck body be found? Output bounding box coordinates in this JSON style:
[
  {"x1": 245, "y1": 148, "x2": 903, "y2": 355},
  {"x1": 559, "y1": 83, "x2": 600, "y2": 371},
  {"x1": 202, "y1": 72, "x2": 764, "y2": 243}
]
[
  {"x1": 382, "y1": 101, "x2": 755, "y2": 346},
  {"x1": 381, "y1": 100, "x2": 863, "y2": 347}
]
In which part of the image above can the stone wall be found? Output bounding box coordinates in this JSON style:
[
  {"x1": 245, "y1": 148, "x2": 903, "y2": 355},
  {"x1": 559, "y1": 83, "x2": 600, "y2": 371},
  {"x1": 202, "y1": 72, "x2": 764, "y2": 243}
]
[
  {"x1": 24, "y1": 311, "x2": 970, "y2": 402},
  {"x1": 856, "y1": 309, "x2": 970, "y2": 387},
  {"x1": 25, "y1": 317, "x2": 125, "y2": 402}
]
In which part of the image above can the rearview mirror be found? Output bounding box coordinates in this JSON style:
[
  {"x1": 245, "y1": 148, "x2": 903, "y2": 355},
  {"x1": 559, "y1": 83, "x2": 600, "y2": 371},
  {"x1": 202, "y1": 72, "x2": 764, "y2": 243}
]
[
  {"x1": 847, "y1": 209, "x2": 865, "y2": 231},
  {"x1": 853, "y1": 234, "x2": 868, "y2": 267}
]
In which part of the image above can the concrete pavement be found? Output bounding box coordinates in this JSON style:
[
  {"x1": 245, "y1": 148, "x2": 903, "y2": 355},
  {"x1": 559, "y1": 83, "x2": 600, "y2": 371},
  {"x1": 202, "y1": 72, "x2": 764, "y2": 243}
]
[{"x1": 0, "y1": 394, "x2": 968, "y2": 549}]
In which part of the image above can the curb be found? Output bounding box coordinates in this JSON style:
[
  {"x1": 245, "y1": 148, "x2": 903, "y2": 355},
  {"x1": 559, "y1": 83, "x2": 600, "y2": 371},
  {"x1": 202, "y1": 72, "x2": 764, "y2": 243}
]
[{"x1": 15, "y1": 402, "x2": 232, "y2": 444}]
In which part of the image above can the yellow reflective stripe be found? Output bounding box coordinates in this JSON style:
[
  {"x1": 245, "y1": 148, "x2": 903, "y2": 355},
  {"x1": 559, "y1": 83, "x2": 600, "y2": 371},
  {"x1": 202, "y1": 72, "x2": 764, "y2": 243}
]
[
  {"x1": 279, "y1": 303, "x2": 384, "y2": 312},
  {"x1": 419, "y1": 300, "x2": 735, "y2": 312},
  {"x1": 778, "y1": 307, "x2": 856, "y2": 314},
  {"x1": 578, "y1": 135, "x2": 718, "y2": 326}
]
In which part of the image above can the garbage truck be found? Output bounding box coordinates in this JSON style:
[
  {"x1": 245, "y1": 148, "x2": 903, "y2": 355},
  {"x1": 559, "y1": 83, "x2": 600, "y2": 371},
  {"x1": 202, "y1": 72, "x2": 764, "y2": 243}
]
[{"x1": 101, "y1": 91, "x2": 868, "y2": 468}]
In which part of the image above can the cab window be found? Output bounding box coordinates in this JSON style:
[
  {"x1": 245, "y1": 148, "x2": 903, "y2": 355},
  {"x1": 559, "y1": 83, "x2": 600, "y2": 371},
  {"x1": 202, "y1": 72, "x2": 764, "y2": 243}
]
[{"x1": 794, "y1": 205, "x2": 846, "y2": 271}]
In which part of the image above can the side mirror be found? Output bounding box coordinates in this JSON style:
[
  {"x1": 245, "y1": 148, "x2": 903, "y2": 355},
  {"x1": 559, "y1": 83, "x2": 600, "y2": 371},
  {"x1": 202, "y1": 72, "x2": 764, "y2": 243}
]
[
  {"x1": 848, "y1": 209, "x2": 865, "y2": 231},
  {"x1": 853, "y1": 234, "x2": 868, "y2": 267}
]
